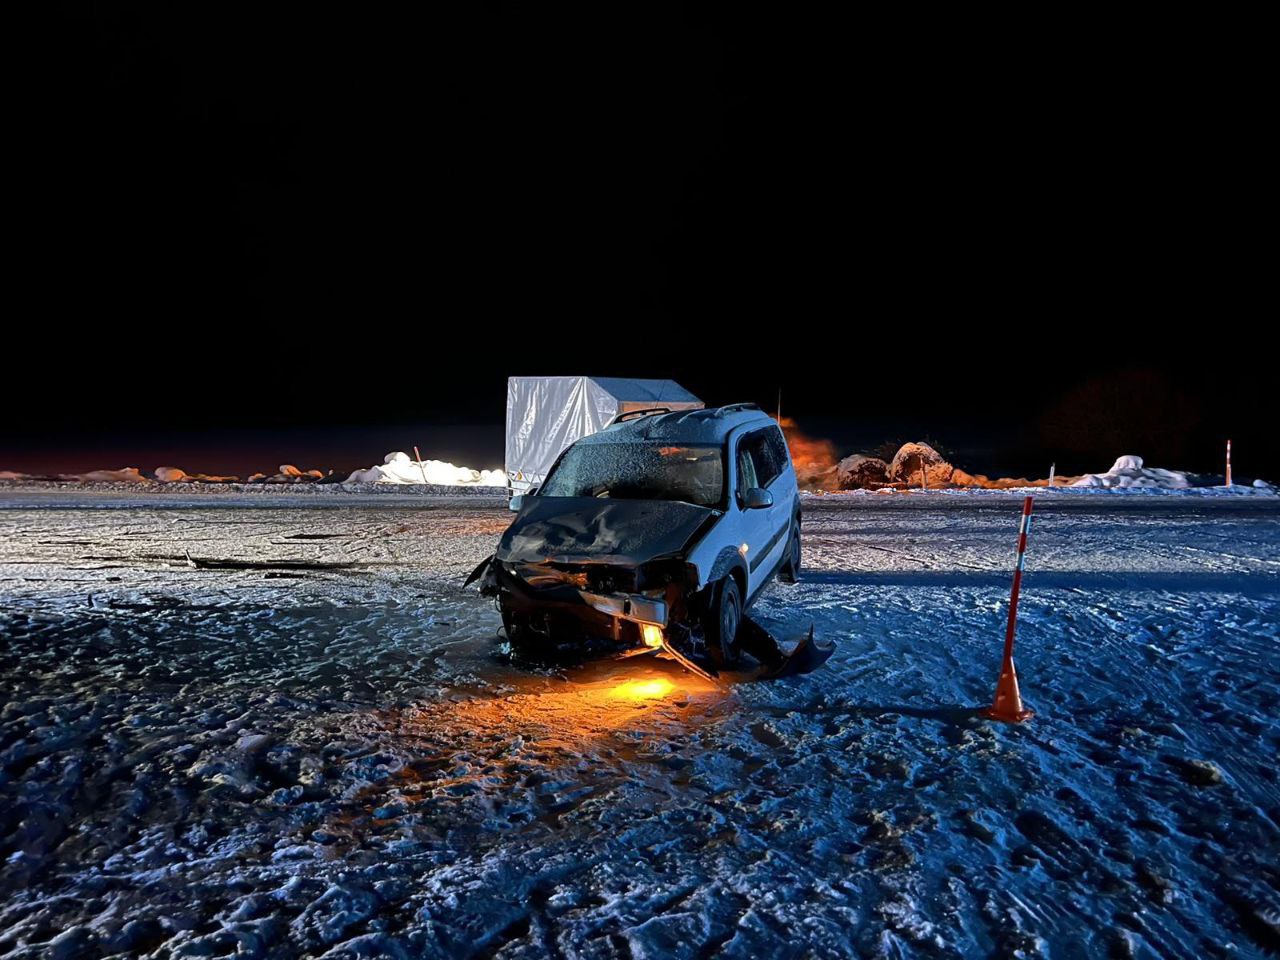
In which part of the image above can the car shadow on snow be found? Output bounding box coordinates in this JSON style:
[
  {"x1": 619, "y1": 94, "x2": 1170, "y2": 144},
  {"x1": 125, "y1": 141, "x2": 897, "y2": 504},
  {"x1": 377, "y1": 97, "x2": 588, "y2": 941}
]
[
  {"x1": 827, "y1": 702, "x2": 985, "y2": 724},
  {"x1": 802, "y1": 569, "x2": 1280, "y2": 597}
]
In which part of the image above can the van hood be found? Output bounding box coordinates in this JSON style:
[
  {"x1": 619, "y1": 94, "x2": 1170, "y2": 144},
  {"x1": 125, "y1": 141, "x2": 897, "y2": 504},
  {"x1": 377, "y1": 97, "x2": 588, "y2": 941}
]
[{"x1": 497, "y1": 497, "x2": 718, "y2": 565}]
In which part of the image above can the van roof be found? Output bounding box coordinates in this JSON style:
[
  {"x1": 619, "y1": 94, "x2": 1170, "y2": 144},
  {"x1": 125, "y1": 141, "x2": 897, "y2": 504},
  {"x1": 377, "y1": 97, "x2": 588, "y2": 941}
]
[{"x1": 580, "y1": 405, "x2": 776, "y2": 445}]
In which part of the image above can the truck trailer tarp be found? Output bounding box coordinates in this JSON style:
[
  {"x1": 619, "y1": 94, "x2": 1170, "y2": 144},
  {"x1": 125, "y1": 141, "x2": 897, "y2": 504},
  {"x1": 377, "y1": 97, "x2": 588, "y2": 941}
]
[{"x1": 505, "y1": 376, "x2": 703, "y2": 493}]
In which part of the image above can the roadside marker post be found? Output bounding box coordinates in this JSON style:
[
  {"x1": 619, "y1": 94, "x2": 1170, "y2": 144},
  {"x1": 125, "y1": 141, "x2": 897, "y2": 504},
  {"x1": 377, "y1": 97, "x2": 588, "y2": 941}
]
[
  {"x1": 985, "y1": 496, "x2": 1036, "y2": 723},
  {"x1": 413, "y1": 446, "x2": 430, "y2": 486}
]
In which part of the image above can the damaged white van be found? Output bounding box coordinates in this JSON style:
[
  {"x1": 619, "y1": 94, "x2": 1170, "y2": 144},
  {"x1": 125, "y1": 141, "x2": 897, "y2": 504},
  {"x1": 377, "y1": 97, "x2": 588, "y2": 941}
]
[{"x1": 468, "y1": 404, "x2": 825, "y2": 678}]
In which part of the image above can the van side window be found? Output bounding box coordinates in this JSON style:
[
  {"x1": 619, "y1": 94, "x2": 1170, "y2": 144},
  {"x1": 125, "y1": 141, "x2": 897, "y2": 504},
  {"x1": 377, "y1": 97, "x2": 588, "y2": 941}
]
[
  {"x1": 737, "y1": 441, "x2": 759, "y2": 492},
  {"x1": 741, "y1": 428, "x2": 782, "y2": 489},
  {"x1": 764, "y1": 426, "x2": 789, "y2": 480}
]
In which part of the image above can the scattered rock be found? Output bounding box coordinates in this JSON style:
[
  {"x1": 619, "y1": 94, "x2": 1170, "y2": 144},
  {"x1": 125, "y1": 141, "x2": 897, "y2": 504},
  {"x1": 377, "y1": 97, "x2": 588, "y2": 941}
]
[
  {"x1": 1162, "y1": 756, "x2": 1224, "y2": 786},
  {"x1": 268, "y1": 785, "x2": 304, "y2": 805},
  {"x1": 1135, "y1": 860, "x2": 1176, "y2": 904},
  {"x1": 955, "y1": 809, "x2": 996, "y2": 844},
  {"x1": 272, "y1": 843, "x2": 322, "y2": 862},
  {"x1": 47, "y1": 924, "x2": 96, "y2": 960},
  {"x1": 236, "y1": 733, "x2": 272, "y2": 754}
]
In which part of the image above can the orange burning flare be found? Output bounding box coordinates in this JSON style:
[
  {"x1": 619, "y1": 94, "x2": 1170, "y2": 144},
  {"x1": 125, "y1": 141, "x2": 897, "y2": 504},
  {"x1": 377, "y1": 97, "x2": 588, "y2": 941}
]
[{"x1": 777, "y1": 416, "x2": 839, "y2": 487}]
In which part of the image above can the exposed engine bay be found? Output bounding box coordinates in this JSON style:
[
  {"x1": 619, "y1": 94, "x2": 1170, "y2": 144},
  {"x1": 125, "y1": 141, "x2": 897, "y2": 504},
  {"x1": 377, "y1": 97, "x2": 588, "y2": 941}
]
[{"x1": 466, "y1": 535, "x2": 827, "y2": 681}]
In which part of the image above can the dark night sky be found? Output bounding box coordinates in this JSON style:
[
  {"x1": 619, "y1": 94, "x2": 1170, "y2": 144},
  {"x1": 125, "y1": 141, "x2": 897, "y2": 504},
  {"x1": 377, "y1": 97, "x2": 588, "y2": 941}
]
[{"x1": 7, "y1": 8, "x2": 1274, "y2": 481}]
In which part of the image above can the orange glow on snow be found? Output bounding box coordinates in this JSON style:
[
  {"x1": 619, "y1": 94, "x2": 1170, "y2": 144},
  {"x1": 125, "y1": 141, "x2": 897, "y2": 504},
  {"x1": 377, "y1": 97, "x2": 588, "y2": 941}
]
[
  {"x1": 379, "y1": 669, "x2": 715, "y2": 751},
  {"x1": 348, "y1": 670, "x2": 722, "y2": 833},
  {"x1": 611, "y1": 678, "x2": 674, "y2": 699}
]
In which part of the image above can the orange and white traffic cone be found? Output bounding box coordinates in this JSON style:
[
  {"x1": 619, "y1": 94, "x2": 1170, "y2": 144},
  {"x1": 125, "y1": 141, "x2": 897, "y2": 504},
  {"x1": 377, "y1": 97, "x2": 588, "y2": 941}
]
[
  {"x1": 987, "y1": 655, "x2": 1034, "y2": 723},
  {"x1": 985, "y1": 496, "x2": 1035, "y2": 723}
]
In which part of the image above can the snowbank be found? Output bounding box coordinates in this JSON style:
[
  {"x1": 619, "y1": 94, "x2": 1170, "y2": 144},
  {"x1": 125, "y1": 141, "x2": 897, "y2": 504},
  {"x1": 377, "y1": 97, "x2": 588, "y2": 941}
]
[
  {"x1": 344, "y1": 452, "x2": 504, "y2": 487},
  {"x1": 888, "y1": 442, "x2": 953, "y2": 486},
  {"x1": 1071, "y1": 455, "x2": 1191, "y2": 490},
  {"x1": 155, "y1": 466, "x2": 240, "y2": 483},
  {"x1": 63, "y1": 467, "x2": 150, "y2": 483},
  {"x1": 835, "y1": 454, "x2": 889, "y2": 489},
  {"x1": 242, "y1": 465, "x2": 328, "y2": 483}
]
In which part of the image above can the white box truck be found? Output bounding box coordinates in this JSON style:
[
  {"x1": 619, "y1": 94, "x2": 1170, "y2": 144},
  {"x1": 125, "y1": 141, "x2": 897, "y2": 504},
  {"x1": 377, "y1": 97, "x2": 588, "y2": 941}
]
[{"x1": 505, "y1": 376, "x2": 703, "y2": 494}]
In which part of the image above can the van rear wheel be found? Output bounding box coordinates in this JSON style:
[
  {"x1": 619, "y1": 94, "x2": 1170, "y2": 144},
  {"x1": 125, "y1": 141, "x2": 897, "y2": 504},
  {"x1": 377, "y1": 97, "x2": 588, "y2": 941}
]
[
  {"x1": 706, "y1": 576, "x2": 742, "y2": 667},
  {"x1": 779, "y1": 519, "x2": 802, "y2": 583}
]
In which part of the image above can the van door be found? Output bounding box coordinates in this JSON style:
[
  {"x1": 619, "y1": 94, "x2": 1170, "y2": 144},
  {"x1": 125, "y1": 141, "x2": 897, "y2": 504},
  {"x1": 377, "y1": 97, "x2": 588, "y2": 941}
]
[{"x1": 735, "y1": 428, "x2": 792, "y2": 600}]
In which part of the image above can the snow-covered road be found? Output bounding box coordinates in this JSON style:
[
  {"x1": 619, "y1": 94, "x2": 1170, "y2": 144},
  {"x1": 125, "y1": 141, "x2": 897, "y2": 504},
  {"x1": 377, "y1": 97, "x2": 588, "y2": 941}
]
[{"x1": 1, "y1": 490, "x2": 1277, "y2": 958}]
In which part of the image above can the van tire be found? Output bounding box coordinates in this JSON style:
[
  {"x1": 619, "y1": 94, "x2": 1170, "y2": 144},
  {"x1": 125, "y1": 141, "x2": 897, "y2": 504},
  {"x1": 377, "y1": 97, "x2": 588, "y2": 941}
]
[
  {"x1": 778, "y1": 518, "x2": 802, "y2": 584},
  {"x1": 706, "y1": 576, "x2": 742, "y2": 668}
]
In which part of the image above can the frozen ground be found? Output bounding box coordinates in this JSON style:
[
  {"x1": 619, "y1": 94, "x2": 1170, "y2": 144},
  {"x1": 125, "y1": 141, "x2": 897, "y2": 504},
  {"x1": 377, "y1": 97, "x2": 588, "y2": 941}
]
[{"x1": 1, "y1": 488, "x2": 1278, "y2": 958}]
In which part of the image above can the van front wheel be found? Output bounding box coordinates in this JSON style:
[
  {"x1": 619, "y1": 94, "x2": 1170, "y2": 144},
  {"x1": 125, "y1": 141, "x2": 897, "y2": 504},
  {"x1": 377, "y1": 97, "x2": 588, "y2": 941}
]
[{"x1": 706, "y1": 576, "x2": 742, "y2": 668}]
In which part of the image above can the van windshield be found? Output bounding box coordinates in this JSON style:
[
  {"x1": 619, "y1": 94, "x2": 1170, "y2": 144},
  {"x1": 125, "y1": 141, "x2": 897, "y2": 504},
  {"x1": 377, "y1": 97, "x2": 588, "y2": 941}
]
[{"x1": 540, "y1": 442, "x2": 724, "y2": 508}]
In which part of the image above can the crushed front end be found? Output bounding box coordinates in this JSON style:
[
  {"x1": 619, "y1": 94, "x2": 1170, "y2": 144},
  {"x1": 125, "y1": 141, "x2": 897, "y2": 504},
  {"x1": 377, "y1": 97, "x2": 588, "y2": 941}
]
[
  {"x1": 464, "y1": 495, "x2": 825, "y2": 679},
  {"x1": 473, "y1": 554, "x2": 712, "y2": 665}
]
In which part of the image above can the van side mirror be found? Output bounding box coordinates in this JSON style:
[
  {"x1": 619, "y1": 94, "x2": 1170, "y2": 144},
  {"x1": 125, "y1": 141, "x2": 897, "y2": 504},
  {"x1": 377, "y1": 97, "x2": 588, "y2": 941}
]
[
  {"x1": 742, "y1": 487, "x2": 773, "y2": 510},
  {"x1": 508, "y1": 486, "x2": 538, "y2": 511}
]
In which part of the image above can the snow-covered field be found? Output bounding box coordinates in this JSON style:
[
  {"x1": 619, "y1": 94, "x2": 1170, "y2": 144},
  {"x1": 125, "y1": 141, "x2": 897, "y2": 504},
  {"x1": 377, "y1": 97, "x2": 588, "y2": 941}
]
[{"x1": 1, "y1": 489, "x2": 1277, "y2": 958}]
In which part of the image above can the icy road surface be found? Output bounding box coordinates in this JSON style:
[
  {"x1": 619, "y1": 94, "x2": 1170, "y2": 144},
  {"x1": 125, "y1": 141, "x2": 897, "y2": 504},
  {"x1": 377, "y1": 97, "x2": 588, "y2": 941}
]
[{"x1": 1, "y1": 489, "x2": 1278, "y2": 959}]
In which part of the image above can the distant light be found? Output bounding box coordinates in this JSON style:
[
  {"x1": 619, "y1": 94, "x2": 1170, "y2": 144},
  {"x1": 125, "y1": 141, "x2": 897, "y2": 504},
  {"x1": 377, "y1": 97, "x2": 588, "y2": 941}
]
[
  {"x1": 640, "y1": 623, "x2": 664, "y2": 648},
  {"x1": 739, "y1": 542, "x2": 749, "y2": 555}
]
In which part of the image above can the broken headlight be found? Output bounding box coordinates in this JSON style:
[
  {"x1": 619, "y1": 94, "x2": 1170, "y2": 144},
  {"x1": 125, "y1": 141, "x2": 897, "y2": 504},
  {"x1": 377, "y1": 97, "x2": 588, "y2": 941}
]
[{"x1": 635, "y1": 558, "x2": 696, "y2": 593}]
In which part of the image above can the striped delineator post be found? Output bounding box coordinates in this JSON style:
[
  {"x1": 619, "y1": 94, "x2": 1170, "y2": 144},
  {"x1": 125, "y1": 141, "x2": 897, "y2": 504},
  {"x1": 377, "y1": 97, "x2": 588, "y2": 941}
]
[
  {"x1": 1226, "y1": 439, "x2": 1232, "y2": 487},
  {"x1": 985, "y1": 496, "x2": 1036, "y2": 723}
]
